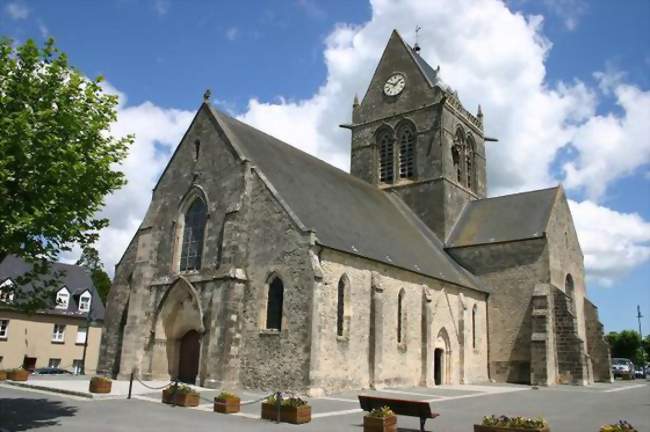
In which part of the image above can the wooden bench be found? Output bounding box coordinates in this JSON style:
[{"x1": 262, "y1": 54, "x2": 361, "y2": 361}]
[{"x1": 358, "y1": 395, "x2": 439, "y2": 432}]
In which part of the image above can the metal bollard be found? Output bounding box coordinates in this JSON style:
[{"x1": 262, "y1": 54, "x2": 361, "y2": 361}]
[
  {"x1": 128, "y1": 369, "x2": 134, "y2": 399},
  {"x1": 275, "y1": 391, "x2": 282, "y2": 423}
]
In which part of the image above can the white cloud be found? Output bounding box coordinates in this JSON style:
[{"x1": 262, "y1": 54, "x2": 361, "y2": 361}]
[
  {"x1": 225, "y1": 27, "x2": 239, "y2": 41},
  {"x1": 570, "y1": 200, "x2": 650, "y2": 286},
  {"x1": 153, "y1": 0, "x2": 170, "y2": 16},
  {"x1": 5, "y1": 2, "x2": 29, "y2": 20},
  {"x1": 563, "y1": 79, "x2": 650, "y2": 200},
  {"x1": 542, "y1": 0, "x2": 587, "y2": 31},
  {"x1": 87, "y1": 0, "x2": 649, "y2": 287}
]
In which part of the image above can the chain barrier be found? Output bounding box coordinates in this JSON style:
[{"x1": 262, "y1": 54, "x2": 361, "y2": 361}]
[{"x1": 133, "y1": 375, "x2": 174, "y2": 390}]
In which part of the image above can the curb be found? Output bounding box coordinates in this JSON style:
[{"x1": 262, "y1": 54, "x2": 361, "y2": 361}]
[{"x1": 3, "y1": 380, "x2": 96, "y2": 399}]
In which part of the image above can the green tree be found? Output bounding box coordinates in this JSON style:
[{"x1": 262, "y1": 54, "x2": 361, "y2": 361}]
[
  {"x1": 0, "y1": 38, "x2": 131, "y2": 309},
  {"x1": 607, "y1": 330, "x2": 643, "y2": 365},
  {"x1": 76, "y1": 246, "x2": 112, "y2": 303}
]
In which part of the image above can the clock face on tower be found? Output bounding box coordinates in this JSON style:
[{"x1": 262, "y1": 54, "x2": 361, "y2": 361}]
[{"x1": 383, "y1": 73, "x2": 406, "y2": 96}]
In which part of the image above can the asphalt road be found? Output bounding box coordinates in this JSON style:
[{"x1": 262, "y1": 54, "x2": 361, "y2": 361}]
[{"x1": 1, "y1": 380, "x2": 648, "y2": 431}]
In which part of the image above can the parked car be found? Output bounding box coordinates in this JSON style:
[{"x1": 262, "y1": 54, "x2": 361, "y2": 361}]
[
  {"x1": 611, "y1": 358, "x2": 635, "y2": 379},
  {"x1": 635, "y1": 366, "x2": 646, "y2": 378},
  {"x1": 32, "y1": 367, "x2": 73, "y2": 375}
]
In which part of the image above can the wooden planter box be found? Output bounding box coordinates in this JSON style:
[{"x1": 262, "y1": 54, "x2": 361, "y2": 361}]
[
  {"x1": 474, "y1": 425, "x2": 550, "y2": 432},
  {"x1": 162, "y1": 388, "x2": 199, "y2": 407},
  {"x1": 0, "y1": 371, "x2": 6, "y2": 381},
  {"x1": 364, "y1": 415, "x2": 397, "y2": 432},
  {"x1": 214, "y1": 397, "x2": 240, "y2": 414},
  {"x1": 260, "y1": 402, "x2": 311, "y2": 424},
  {"x1": 89, "y1": 378, "x2": 112, "y2": 394},
  {"x1": 7, "y1": 369, "x2": 29, "y2": 381}
]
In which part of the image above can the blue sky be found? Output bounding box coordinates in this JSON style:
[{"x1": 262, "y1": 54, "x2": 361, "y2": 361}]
[{"x1": 2, "y1": 0, "x2": 649, "y2": 334}]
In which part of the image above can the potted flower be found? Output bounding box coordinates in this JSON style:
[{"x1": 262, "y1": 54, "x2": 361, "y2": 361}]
[
  {"x1": 260, "y1": 393, "x2": 311, "y2": 424},
  {"x1": 214, "y1": 391, "x2": 240, "y2": 414},
  {"x1": 162, "y1": 383, "x2": 199, "y2": 407},
  {"x1": 364, "y1": 406, "x2": 397, "y2": 432},
  {"x1": 89, "y1": 375, "x2": 112, "y2": 393},
  {"x1": 475, "y1": 415, "x2": 549, "y2": 432},
  {"x1": 600, "y1": 421, "x2": 638, "y2": 432},
  {"x1": 7, "y1": 368, "x2": 29, "y2": 381},
  {"x1": 0, "y1": 370, "x2": 6, "y2": 381}
]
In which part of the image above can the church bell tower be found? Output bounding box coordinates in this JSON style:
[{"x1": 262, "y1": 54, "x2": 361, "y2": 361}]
[{"x1": 344, "y1": 30, "x2": 487, "y2": 241}]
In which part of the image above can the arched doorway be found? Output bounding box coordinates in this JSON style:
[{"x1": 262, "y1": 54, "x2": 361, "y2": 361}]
[
  {"x1": 434, "y1": 348, "x2": 444, "y2": 385},
  {"x1": 150, "y1": 278, "x2": 204, "y2": 382},
  {"x1": 178, "y1": 330, "x2": 200, "y2": 384},
  {"x1": 433, "y1": 327, "x2": 451, "y2": 385}
]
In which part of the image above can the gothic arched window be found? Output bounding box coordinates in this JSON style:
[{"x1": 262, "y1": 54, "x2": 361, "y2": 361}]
[
  {"x1": 336, "y1": 276, "x2": 346, "y2": 337},
  {"x1": 453, "y1": 127, "x2": 465, "y2": 183},
  {"x1": 397, "y1": 122, "x2": 416, "y2": 179},
  {"x1": 397, "y1": 289, "x2": 406, "y2": 344},
  {"x1": 180, "y1": 198, "x2": 208, "y2": 271},
  {"x1": 472, "y1": 304, "x2": 478, "y2": 349},
  {"x1": 466, "y1": 134, "x2": 475, "y2": 190},
  {"x1": 266, "y1": 276, "x2": 284, "y2": 330},
  {"x1": 377, "y1": 127, "x2": 394, "y2": 183}
]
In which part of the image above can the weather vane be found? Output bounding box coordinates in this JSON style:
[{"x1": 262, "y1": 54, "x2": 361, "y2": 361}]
[
  {"x1": 203, "y1": 88, "x2": 212, "y2": 102},
  {"x1": 414, "y1": 25, "x2": 422, "y2": 53}
]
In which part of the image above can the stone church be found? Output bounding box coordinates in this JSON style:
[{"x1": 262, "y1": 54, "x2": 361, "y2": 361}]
[{"x1": 98, "y1": 30, "x2": 611, "y2": 394}]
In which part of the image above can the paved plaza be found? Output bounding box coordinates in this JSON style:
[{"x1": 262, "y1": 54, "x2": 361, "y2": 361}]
[{"x1": 1, "y1": 378, "x2": 648, "y2": 431}]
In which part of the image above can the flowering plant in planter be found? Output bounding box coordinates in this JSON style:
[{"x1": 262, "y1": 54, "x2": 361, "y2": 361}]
[
  {"x1": 600, "y1": 421, "x2": 638, "y2": 432},
  {"x1": 474, "y1": 415, "x2": 549, "y2": 432},
  {"x1": 364, "y1": 406, "x2": 397, "y2": 432},
  {"x1": 6, "y1": 368, "x2": 29, "y2": 381},
  {"x1": 162, "y1": 383, "x2": 199, "y2": 407},
  {"x1": 89, "y1": 375, "x2": 112, "y2": 393},
  {"x1": 214, "y1": 391, "x2": 240, "y2": 414},
  {"x1": 261, "y1": 392, "x2": 311, "y2": 424}
]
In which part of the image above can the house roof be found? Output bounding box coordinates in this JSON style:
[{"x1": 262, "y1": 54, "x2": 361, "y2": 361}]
[
  {"x1": 208, "y1": 105, "x2": 483, "y2": 292},
  {"x1": 0, "y1": 255, "x2": 105, "y2": 321},
  {"x1": 446, "y1": 187, "x2": 559, "y2": 248}
]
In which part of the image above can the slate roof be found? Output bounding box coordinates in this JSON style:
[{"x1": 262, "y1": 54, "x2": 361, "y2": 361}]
[
  {"x1": 446, "y1": 187, "x2": 559, "y2": 248},
  {"x1": 208, "y1": 105, "x2": 483, "y2": 291},
  {"x1": 0, "y1": 255, "x2": 105, "y2": 321}
]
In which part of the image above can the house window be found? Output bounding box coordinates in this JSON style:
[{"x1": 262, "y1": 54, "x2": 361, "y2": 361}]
[
  {"x1": 72, "y1": 359, "x2": 83, "y2": 375},
  {"x1": 336, "y1": 275, "x2": 350, "y2": 336},
  {"x1": 377, "y1": 128, "x2": 394, "y2": 183},
  {"x1": 180, "y1": 198, "x2": 208, "y2": 271},
  {"x1": 52, "y1": 324, "x2": 66, "y2": 343},
  {"x1": 397, "y1": 122, "x2": 416, "y2": 179},
  {"x1": 56, "y1": 287, "x2": 70, "y2": 309},
  {"x1": 48, "y1": 358, "x2": 61, "y2": 368},
  {"x1": 0, "y1": 279, "x2": 15, "y2": 303},
  {"x1": 265, "y1": 276, "x2": 284, "y2": 331},
  {"x1": 76, "y1": 326, "x2": 88, "y2": 344},
  {"x1": 397, "y1": 289, "x2": 406, "y2": 344},
  {"x1": 0, "y1": 320, "x2": 8, "y2": 339},
  {"x1": 78, "y1": 291, "x2": 92, "y2": 312},
  {"x1": 471, "y1": 306, "x2": 477, "y2": 349}
]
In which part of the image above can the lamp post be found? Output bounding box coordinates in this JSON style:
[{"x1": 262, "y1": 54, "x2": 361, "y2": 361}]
[{"x1": 80, "y1": 309, "x2": 91, "y2": 375}]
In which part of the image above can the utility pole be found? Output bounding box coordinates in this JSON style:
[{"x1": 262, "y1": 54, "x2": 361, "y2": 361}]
[
  {"x1": 637, "y1": 305, "x2": 645, "y2": 365},
  {"x1": 81, "y1": 311, "x2": 90, "y2": 375}
]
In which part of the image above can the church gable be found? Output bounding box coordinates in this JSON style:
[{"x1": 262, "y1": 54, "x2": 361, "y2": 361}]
[{"x1": 357, "y1": 30, "x2": 439, "y2": 122}]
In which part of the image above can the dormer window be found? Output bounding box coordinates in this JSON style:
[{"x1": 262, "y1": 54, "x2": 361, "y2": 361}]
[
  {"x1": 0, "y1": 279, "x2": 15, "y2": 303},
  {"x1": 78, "y1": 290, "x2": 92, "y2": 312},
  {"x1": 56, "y1": 287, "x2": 70, "y2": 309}
]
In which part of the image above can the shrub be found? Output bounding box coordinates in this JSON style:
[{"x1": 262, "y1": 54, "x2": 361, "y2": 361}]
[
  {"x1": 482, "y1": 415, "x2": 547, "y2": 429},
  {"x1": 216, "y1": 391, "x2": 238, "y2": 400},
  {"x1": 368, "y1": 406, "x2": 394, "y2": 418},
  {"x1": 600, "y1": 421, "x2": 638, "y2": 432},
  {"x1": 265, "y1": 392, "x2": 309, "y2": 407},
  {"x1": 92, "y1": 375, "x2": 111, "y2": 382},
  {"x1": 166, "y1": 384, "x2": 197, "y2": 395}
]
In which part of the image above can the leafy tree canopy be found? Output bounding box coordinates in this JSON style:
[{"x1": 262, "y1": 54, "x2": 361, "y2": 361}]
[
  {"x1": 76, "y1": 246, "x2": 111, "y2": 303},
  {"x1": 0, "y1": 37, "x2": 131, "y2": 309},
  {"x1": 606, "y1": 330, "x2": 645, "y2": 366}
]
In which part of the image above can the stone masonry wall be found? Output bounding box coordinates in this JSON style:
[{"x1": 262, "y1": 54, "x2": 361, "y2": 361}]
[
  {"x1": 314, "y1": 248, "x2": 489, "y2": 394},
  {"x1": 553, "y1": 286, "x2": 589, "y2": 385},
  {"x1": 584, "y1": 298, "x2": 613, "y2": 382}
]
